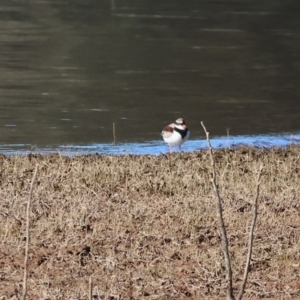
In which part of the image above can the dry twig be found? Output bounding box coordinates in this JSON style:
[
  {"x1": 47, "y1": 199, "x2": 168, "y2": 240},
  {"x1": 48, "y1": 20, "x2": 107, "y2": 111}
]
[
  {"x1": 89, "y1": 276, "x2": 93, "y2": 300},
  {"x1": 201, "y1": 122, "x2": 263, "y2": 300},
  {"x1": 201, "y1": 121, "x2": 234, "y2": 300},
  {"x1": 113, "y1": 122, "x2": 116, "y2": 144},
  {"x1": 21, "y1": 164, "x2": 39, "y2": 300},
  {"x1": 237, "y1": 164, "x2": 263, "y2": 300}
]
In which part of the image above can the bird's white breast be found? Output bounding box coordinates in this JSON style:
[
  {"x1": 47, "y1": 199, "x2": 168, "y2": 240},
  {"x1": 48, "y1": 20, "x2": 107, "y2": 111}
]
[{"x1": 163, "y1": 130, "x2": 185, "y2": 146}]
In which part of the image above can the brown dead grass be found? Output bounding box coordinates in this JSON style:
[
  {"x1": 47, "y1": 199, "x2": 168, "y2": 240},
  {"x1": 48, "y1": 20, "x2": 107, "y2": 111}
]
[{"x1": 0, "y1": 146, "x2": 299, "y2": 299}]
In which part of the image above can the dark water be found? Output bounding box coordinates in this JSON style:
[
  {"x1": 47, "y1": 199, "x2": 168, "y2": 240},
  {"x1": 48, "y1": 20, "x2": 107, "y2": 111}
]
[{"x1": 0, "y1": 0, "x2": 300, "y2": 154}]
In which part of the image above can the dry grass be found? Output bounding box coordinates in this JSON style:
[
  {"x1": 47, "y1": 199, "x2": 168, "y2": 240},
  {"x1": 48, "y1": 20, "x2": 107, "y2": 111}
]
[{"x1": 0, "y1": 147, "x2": 300, "y2": 299}]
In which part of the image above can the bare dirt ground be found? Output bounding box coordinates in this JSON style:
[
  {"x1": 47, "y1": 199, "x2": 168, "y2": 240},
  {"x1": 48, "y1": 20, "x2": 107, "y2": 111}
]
[{"x1": 0, "y1": 147, "x2": 299, "y2": 299}]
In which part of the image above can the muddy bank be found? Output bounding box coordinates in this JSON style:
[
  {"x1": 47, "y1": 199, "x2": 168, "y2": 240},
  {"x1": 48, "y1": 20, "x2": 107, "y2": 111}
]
[{"x1": 0, "y1": 147, "x2": 299, "y2": 299}]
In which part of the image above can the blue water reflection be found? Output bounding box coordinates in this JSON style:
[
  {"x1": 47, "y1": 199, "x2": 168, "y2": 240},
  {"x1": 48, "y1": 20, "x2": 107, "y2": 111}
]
[{"x1": 0, "y1": 133, "x2": 299, "y2": 156}]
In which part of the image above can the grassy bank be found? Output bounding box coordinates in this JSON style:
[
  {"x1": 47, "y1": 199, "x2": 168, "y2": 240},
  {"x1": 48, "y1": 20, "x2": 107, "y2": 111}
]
[{"x1": 0, "y1": 147, "x2": 300, "y2": 299}]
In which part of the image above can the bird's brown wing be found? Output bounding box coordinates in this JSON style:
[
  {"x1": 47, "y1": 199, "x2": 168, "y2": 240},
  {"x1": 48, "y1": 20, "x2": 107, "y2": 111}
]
[{"x1": 161, "y1": 124, "x2": 174, "y2": 138}]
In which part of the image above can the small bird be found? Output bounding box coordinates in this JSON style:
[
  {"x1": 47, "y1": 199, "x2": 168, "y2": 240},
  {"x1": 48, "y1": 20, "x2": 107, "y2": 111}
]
[{"x1": 161, "y1": 118, "x2": 190, "y2": 152}]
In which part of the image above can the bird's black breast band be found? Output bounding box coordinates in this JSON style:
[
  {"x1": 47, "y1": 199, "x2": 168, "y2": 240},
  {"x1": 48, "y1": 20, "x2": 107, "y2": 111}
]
[{"x1": 174, "y1": 127, "x2": 188, "y2": 139}]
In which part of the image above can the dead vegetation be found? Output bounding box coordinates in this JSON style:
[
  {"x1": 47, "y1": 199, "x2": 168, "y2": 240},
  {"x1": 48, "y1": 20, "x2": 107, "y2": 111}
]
[{"x1": 0, "y1": 146, "x2": 300, "y2": 299}]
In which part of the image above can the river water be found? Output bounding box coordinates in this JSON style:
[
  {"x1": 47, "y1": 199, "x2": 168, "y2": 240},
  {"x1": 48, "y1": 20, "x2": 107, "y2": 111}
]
[{"x1": 0, "y1": 1, "x2": 299, "y2": 154}]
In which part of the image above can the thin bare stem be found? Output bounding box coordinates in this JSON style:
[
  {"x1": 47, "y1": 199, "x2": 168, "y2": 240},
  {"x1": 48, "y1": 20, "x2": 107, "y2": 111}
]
[
  {"x1": 200, "y1": 121, "x2": 234, "y2": 300},
  {"x1": 113, "y1": 122, "x2": 116, "y2": 144},
  {"x1": 237, "y1": 165, "x2": 263, "y2": 300},
  {"x1": 21, "y1": 164, "x2": 39, "y2": 300},
  {"x1": 89, "y1": 276, "x2": 92, "y2": 300}
]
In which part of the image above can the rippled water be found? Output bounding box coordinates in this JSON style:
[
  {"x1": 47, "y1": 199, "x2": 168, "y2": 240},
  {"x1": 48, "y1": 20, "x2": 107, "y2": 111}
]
[{"x1": 0, "y1": 1, "x2": 299, "y2": 154}]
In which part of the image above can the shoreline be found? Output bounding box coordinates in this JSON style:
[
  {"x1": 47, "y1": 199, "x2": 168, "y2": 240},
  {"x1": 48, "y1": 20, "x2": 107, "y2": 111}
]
[{"x1": 0, "y1": 132, "x2": 299, "y2": 156}]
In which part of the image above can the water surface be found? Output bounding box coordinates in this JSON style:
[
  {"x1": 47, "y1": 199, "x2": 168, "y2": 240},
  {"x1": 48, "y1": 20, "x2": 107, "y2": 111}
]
[
  {"x1": 0, "y1": 1, "x2": 299, "y2": 153},
  {"x1": 1, "y1": 133, "x2": 299, "y2": 156}
]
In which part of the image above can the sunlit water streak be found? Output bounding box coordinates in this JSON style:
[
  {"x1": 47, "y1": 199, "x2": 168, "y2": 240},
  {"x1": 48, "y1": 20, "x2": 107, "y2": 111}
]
[{"x1": 0, "y1": 133, "x2": 299, "y2": 156}]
